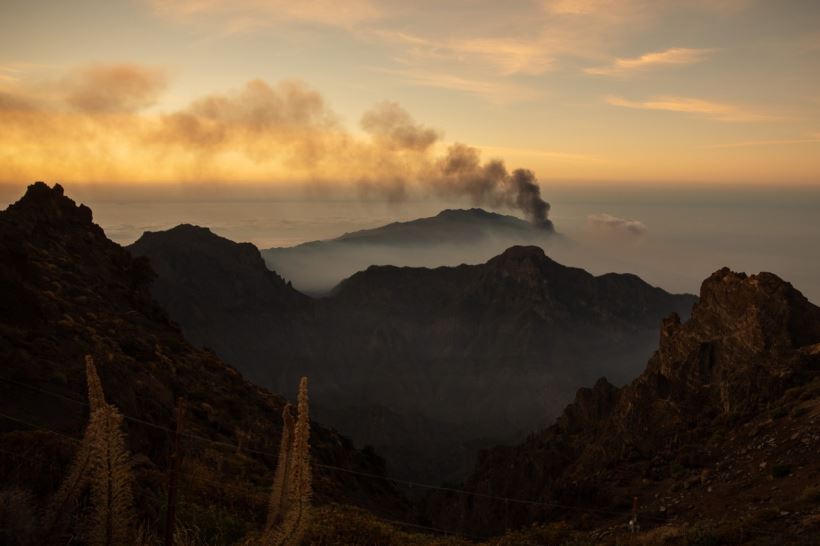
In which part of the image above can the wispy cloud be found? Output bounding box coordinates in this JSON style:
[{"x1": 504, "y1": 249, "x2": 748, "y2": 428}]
[
  {"x1": 145, "y1": 1, "x2": 757, "y2": 104},
  {"x1": 605, "y1": 95, "x2": 779, "y2": 122},
  {"x1": 0, "y1": 62, "x2": 60, "y2": 86},
  {"x1": 708, "y1": 135, "x2": 820, "y2": 149},
  {"x1": 0, "y1": 66, "x2": 22, "y2": 84},
  {"x1": 374, "y1": 67, "x2": 540, "y2": 103},
  {"x1": 373, "y1": 30, "x2": 556, "y2": 76},
  {"x1": 148, "y1": 0, "x2": 384, "y2": 30},
  {"x1": 585, "y1": 47, "x2": 715, "y2": 76},
  {"x1": 588, "y1": 213, "x2": 647, "y2": 236}
]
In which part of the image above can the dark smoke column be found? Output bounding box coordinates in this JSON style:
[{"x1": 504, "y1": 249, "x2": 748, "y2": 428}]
[
  {"x1": 509, "y1": 168, "x2": 552, "y2": 230},
  {"x1": 433, "y1": 144, "x2": 554, "y2": 231}
]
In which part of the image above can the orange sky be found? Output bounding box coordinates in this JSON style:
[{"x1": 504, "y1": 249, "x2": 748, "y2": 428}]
[{"x1": 1, "y1": 0, "x2": 819, "y2": 193}]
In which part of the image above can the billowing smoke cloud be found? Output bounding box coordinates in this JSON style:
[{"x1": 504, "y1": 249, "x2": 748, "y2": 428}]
[
  {"x1": 588, "y1": 213, "x2": 647, "y2": 235},
  {"x1": 62, "y1": 63, "x2": 168, "y2": 113},
  {"x1": 361, "y1": 101, "x2": 439, "y2": 152},
  {"x1": 432, "y1": 144, "x2": 551, "y2": 226},
  {"x1": 357, "y1": 104, "x2": 551, "y2": 225},
  {"x1": 0, "y1": 64, "x2": 551, "y2": 225}
]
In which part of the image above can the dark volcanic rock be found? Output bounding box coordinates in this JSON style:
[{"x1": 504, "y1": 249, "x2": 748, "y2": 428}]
[{"x1": 433, "y1": 267, "x2": 820, "y2": 536}]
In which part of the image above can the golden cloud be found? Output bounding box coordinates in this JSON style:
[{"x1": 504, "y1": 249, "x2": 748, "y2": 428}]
[
  {"x1": 148, "y1": 0, "x2": 384, "y2": 30},
  {"x1": 0, "y1": 64, "x2": 553, "y2": 222},
  {"x1": 62, "y1": 63, "x2": 168, "y2": 113},
  {"x1": 605, "y1": 95, "x2": 780, "y2": 122},
  {"x1": 585, "y1": 48, "x2": 715, "y2": 76}
]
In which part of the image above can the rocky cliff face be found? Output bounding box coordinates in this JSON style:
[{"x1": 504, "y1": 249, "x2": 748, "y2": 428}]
[
  {"x1": 0, "y1": 183, "x2": 404, "y2": 536},
  {"x1": 432, "y1": 267, "x2": 820, "y2": 537}
]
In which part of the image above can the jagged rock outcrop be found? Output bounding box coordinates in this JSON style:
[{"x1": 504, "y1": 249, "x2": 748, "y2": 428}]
[
  {"x1": 431, "y1": 267, "x2": 820, "y2": 536},
  {"x1": 0, "y1": 183, "x2": 405, "y2": 531}
]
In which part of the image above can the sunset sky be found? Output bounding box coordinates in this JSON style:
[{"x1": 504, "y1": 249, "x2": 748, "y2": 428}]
[{"x1": 1, "y1": 0, "x2": 820, "y2": 192}]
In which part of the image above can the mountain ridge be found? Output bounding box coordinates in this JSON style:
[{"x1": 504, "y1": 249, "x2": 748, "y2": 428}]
[
  {"x1": 128, "y1": 222, "x2": 697, "y2": 484},
  {"x1": 261, "y1": 207, "x2": 560, "y2": 294}
]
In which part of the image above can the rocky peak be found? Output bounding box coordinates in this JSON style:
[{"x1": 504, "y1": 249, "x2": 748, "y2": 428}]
[
  {"x1": 7, "y1": 181, "x2": 94, "y2": 226},
  {"x1": 557, "y1": 377, "x2": 619, "y2": 434},
  {"x1": 694, "y1": 267, "x2": 820, "y2": 350},
  {"x1": 129, "y1": 223, "x2": 307, "y2": 312},
  {"x1": 485, "y1": 245, "x2": 562, "y2": 282},
  {"x1": 435, "y1": 207, "x2": 499, "y2": 219}
]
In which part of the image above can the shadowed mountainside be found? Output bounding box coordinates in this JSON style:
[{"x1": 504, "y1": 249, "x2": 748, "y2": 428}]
[
  {"x1": 129, "y1": 225, "x2": 696, "y2": 484},
  {"x1": 0, "y1": 183, "x2": 405, "y2": 541}
]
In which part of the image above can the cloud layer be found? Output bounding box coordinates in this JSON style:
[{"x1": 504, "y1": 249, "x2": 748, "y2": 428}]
[{"x1": 0, "y1": 64, "x2": 551, "y2": 222}]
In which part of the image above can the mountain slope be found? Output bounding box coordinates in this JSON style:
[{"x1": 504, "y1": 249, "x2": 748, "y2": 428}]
[
  {"x1": 0, "y1": 183, "x2": 404, "y2": 541},
  {"x1": 261, "y1": 208, "x2": 559, "y2": 294},
  {"x1": 430, "y1": 267, "x2": 820, "y2": 538},
  {"x1": 321, "y1": 246, "x2": 697, "y2": 437},
  {"x1": 129, "y1": 224, "x2": 315, "y2": 389},
  {"x1": 129, "y1": 227, "x2": 696, "y2": 484}
]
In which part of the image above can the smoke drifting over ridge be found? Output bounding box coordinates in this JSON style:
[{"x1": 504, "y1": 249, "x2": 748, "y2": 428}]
[
  {"x1": 0, "y1": 66, "x2": 551, "y2": 224},
  {"x1": 358, "y1": 101, "x2": 551, "y2": 225},
  {"x1": 433, "y1": 144, "x2": 551, "y2": 226}
]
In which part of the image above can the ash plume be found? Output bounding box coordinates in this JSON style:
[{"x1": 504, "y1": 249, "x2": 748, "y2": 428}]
[{"x1": 431, "y1": 144, "x2": 552, "y2": 227}]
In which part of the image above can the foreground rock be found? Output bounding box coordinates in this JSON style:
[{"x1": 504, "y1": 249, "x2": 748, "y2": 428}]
[{"x1": 430, "y1": 267, "x2": 820, "y2": 540}]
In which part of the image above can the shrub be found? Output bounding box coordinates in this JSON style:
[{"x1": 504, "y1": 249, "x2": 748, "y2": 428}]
[
  {"x1": 0, "y1": 488, "x2": 37, "y2": 546},
  {"x1": 799, "y1": 486, "x2": 820, "y2": 504},
  {"x1": 771, "y1": 464, "x2": 791, "y2": 478},
  {"x1": 791, "y1": 406, "x2": 809, "y2": 419},
  {"x1": 684, "y1": 524, "x2": 719, "y2": 546},
  {"x1": 770, "y1": 407, "x2": 788, "y2": 420}
]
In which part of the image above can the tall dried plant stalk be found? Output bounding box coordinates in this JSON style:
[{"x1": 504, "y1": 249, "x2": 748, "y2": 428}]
[
  {"x1": 85, "y1": 354, "x2": 106, "y2": 413},
  {"x1": 260, "y1": 377, "x2": 311, "y2": 546},
  {"x1": 85, "y1": 405, "x2": 136, "y2": 545},
  {"x1": 265, "y1": 403, "x2": 293, "y2": 531},
  {"x1": 43, "y1": 355, "x2": 136, "y2": 545},
  {"x1": 43, "y1": 355, "x2": 104, "y2": 539}
]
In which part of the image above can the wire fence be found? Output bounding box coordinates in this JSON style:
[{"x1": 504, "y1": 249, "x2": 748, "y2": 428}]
[{"x1": 0, "y1": 374, "x2": 808, "y2": 543}]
